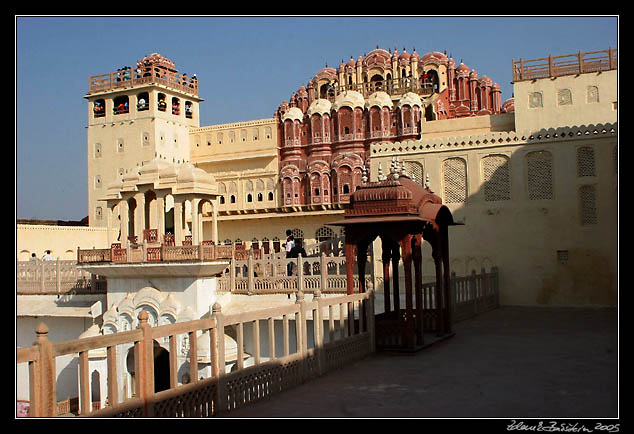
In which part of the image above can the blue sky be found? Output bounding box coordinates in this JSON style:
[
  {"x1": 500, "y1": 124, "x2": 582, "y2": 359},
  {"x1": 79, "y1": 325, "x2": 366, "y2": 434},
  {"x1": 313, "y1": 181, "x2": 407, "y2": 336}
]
[{"x1": 15, "y1": 16, "x2": 618, "y2": 221}]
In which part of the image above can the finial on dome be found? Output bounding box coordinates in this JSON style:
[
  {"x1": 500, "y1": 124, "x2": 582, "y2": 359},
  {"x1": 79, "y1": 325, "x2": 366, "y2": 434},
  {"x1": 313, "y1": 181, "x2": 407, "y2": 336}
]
[{"x1": 362, "y1": 166, "x2": 368, "y2": 184}]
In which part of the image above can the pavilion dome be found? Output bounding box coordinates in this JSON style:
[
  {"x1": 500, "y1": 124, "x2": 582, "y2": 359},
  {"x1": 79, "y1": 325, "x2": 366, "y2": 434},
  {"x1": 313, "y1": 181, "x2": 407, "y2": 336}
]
[
  {"x1": 281, "y1": 106, "x2": 304, "y2": 122},
  {"x1": 136, "y1": 52, "x2": 177, "y2": 72},
  {"x1": 79, "y1": 324, "x2": 107, "y2": 358},
  {"x1": 397, "y1": 92, "x2": 423, "y2": 109},
  {"x1": 366, "y1": 91, "x2": 394, "y2": 110},
  {"x1": 195, "y1": 331, "x2": 249, "y2": 364},
  {"x1": 332, "y1": 90, "x2": 365, "y2": 111},
  {"x1": 307, "y1": 98, "x2": 332, "y2": 117},
  {"x1": 420, "y1": 51, "x2": 448, "y2": 66},
  {"x1": 177, "y1": 163, "x2": 216, "y2": 185}
]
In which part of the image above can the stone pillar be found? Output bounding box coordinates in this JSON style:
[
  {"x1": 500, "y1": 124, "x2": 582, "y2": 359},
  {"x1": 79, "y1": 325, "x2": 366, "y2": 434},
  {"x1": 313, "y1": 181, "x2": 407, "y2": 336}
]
[
  {"x1": 174, "y1": 197, "x2": 183, "y2": 246},
  {"x1": 106, "y1": 203, "x2": 113, "y2": 247},
  {"x1": 192, "y1": 198, "x2": 201, "y2": 245},
  {"x1": 212, "y1": 199, "x2": 219, "y2": 244},
  {"x1": 135, "y1": 192, "x2": 145, "y2": 241},
  {"x1": 156, "y1": 192, "x2": 166, "y2": 242},
  {"x1": 120, "y1": 199, "x2": 129, "y2": 245}
]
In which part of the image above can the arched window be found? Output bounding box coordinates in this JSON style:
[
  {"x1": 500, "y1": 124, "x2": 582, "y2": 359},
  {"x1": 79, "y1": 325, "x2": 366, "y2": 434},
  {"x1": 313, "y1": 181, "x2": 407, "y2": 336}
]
[
  {"x1": 316, "y1": 226, "x2": 335, "y2": 242},
  {"x1": 113, "y1": 96, "x2": 129, "y2": 115},
  {"x1": 579, "y1": 185, "x2": 597, "y2": 225},
  {"x1": 577, "y1": 147, "x2": 596, "y2": 177},
  {"x1": 185, "y1": 101, "x2": 193, "y2": 118},
  {"x1": 93, "y1": 99, "x2": 105, "y2": 118},
  {"x1": 527, "y1": 151, "x2": 553, "y2": 200},
  {"x1": 137, "y1": 92, "x2": 149, "y2": 111},
  {"x1": 230, "y1": 195, "x2": 236, "y2": 204},
  {"x1": 442, "y1": 157, "x2": 467, "y2": 203},
  {"x1": 171, "y1": 97, "x2": 180, "y2": 115},
  {"x1": 482, "y1": 155, "x2": 511, "y2": 201},
  {"x1": 158, "y1": 93, "x2": 167, "y2": 112},
  {"x1": 257, "y1": 192, "x2": 263, "y2": 202},
  {"x1": 268, "y1": 192, "x2": 274, "y2": 201}
]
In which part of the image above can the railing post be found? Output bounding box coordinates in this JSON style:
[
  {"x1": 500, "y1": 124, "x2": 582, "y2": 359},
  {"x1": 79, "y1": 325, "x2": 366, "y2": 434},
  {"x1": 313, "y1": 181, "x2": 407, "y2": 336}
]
[
  {"x1": 230, "y1": 257, "x2": 236, "y2": 292},
  {"x1": 297, "y1": 254, "x2": 305, "y2": 294},
  {"x1": 40, "y1": 259, "x2": 45, "y2": 293},
  {"x1": 367, "y1": 291, "x2": 376, "y2": 353},
  {"x1": 247, "y1": 249, "x2": 254, "y2": 295},
  {"x1": 320, "y1": 252, "x2": 327, "y2": 292},
  {"x1": 33, "y1": 323, "x2": 56, "y2": 417},
  {"x1": 212, "y1": 302, "x2": 227, "y2": 414},
  {"x1": 471, "y1": 270, "x2": 478, "y2": 316},
  {"x1": 313, "y1": 289, "x2": 324, "y2": 376},
  {"x1": 55, "y1": 258, "x2": 61, "y2": 293},
  {"x1": 136, "y1": 310, "x2": 154, "y2": 416},
  {"x1": 295, "y1": 290, "x2": 306, "y2": 354}
]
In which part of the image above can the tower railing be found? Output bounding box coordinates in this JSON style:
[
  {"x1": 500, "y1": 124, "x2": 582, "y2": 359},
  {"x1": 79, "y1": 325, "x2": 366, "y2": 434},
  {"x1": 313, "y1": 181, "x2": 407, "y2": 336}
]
[
  {"x1": 88, "y1": 67, "x2": 198, "y2": 96},
  {"x1": 512, "y1": 48, "x2": 617, "y2": 82}
]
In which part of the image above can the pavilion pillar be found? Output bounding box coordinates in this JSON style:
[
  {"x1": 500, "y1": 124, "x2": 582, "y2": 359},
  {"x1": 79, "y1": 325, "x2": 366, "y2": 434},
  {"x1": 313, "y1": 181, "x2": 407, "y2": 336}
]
[
  {"x1": 156, "y1": 192, "x2": 166, "y2": 243},
  {"x1": 174, "y1": 197, "x2": 184, "y2": 246},
  {"x1": 134, "y1": 192, "x2": 145, "y2": 242},
  {"x1": 413, "y1": 234, "x2": 424, "y2": 345},
  {"x1": 400, "y1": 234, "x2": 415, "y2": 349},
  {"x1": 441, "y1": 224, "x2": 452, "y2": 334},
  {"x1": 344, "y1": 241, "x2": 355, "y2": 295},
  {"x1": 391, "y1": 243, "x2": 400, "y2": 315},
  {"x1": 380, "y1": 237, "x2": 392, "y2": 314},
  {"x1": 120, "y1": 199, "x2": 129, "y2": 245},
  {"x1": 212, "y1": 199, "x2": 219, "y2": 244},
  {"x1": 431, "y1": 233, "x2": 445, "y2": 337},
  {"x1": 106, "y1": 203, "x2": 113, "y2": 247},
  {"x1": 192, "y1": 198, "x2": 201, "y2": 245}
]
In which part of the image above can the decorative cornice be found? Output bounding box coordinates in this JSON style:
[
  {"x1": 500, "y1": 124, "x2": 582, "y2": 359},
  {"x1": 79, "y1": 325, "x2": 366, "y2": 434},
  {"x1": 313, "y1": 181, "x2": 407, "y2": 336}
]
[{"x1": 371, "y1": 122, "x2": 617, "y2": 156}]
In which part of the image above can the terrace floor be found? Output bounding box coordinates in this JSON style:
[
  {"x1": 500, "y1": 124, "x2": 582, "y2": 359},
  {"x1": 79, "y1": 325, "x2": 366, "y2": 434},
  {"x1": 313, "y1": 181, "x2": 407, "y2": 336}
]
[{"x1": 221, "y1": 306, "x2": 619, "y2": 419}]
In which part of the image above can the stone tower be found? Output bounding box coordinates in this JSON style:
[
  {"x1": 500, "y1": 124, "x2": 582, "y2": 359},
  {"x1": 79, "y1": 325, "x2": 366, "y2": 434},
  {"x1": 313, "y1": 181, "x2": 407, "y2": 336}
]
[{"x1": 84, "y1": 53, "x2": 203, "y2": 229}]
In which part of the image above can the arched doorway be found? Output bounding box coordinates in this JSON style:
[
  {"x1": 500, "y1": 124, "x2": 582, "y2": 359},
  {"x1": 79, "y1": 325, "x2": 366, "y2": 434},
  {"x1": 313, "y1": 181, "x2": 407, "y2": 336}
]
[
  {"x1": 153, "y1": 341, "x2": 170, "y2": 393},
  {"x1": 125, "y1": 341, "x2": 171, "y2": 396}
]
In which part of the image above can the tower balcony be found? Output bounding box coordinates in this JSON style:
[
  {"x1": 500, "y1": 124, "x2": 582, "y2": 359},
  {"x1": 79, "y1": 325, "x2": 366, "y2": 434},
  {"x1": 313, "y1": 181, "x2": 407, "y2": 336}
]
[{"x1": 88, "y1": 67, "x2": 199, "y2": 97}]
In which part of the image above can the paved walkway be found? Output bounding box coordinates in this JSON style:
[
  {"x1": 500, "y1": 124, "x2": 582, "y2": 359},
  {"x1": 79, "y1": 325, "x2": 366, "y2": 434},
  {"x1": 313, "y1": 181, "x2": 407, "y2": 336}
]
[{"x1": 221, "y1": 306, "x2": 619, "y2": 418}]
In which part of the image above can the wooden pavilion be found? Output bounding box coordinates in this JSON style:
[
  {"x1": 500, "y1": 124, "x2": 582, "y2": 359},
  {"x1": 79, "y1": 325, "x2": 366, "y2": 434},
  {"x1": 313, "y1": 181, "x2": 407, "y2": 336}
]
[{"x1": 330, "y1": 159, "x2": 457, "y2": 351}]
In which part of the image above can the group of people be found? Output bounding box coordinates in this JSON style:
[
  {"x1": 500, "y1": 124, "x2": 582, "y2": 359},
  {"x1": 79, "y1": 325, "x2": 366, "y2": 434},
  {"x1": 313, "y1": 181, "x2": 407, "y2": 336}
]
[
  {"x1": 30, "y1": 250, "x2": 52, "y2": 261},
  {"x1": 115, "y1": 66, "x2": 133, "y2": 82}
]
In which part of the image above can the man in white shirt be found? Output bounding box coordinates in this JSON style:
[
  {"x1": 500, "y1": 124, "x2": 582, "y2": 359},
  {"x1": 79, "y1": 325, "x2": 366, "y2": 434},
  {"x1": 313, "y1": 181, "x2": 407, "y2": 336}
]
[
  {"x1": 42, "y1": 250, "x2": 52, "y2": 261},
  {"x1": 283, "y1": 230, "x2": 295, "y2": 276}
]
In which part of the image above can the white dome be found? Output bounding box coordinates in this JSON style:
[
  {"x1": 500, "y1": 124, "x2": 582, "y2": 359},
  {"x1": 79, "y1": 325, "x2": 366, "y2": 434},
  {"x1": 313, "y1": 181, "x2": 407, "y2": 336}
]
[
  {"x1": 332, "y1": 90, "x2": 365, "y2": 111},
  {"x1": 366, "y1": 91, "x2": 393, "y2": 109},
  {"x1": 397, "y1": 92, "x2": 423, "y2": 109},
  {"x1": 196, "y1": 332, "x2": 249, "y2": 364},
  {"x1": 307, "y1": 98, "x2": 332, "y2": 117},
  {"x1": 79, "y1": 324, "x2": 107, "y2": 358},
  {"x1": 281, "y1": 106, "x2": 304, "y2": 122}
]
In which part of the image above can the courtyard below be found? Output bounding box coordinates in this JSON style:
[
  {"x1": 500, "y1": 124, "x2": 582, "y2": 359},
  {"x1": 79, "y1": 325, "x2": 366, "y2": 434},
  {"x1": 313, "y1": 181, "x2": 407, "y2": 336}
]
[{"x1": 221, "y1": 306, "x2": 618, "y2": 418}]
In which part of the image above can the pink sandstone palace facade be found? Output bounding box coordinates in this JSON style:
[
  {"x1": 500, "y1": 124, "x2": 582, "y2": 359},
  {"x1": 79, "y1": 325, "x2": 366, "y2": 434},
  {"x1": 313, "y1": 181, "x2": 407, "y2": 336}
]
[{"x1": 274, "y1": 47, "x2": 509, "y2": 208}]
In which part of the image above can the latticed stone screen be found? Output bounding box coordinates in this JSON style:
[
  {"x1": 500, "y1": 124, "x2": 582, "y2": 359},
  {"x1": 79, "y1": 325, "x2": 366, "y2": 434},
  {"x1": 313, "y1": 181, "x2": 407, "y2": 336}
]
[
  {"x1": 482, "y1": 155, "x2": 510, "y2": 201},
  {"x1": 316, "y1": 226, "x2": 336, "y2": 242},
  {"x1": 579, "y1": 185, "x2": 597, "y2": 225},
  {"x1": 442, "y1": 158, "x2": 467, "y2": 203},
  {"x1": 526, "y1": 151, "x2": 553, "y2": 200},
  {"x1": 404, "y1": 161, "x2": 424, "y2": 186},
  {"x1": 577, "y1": 147, "x2": 596, "y2": 177}
]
